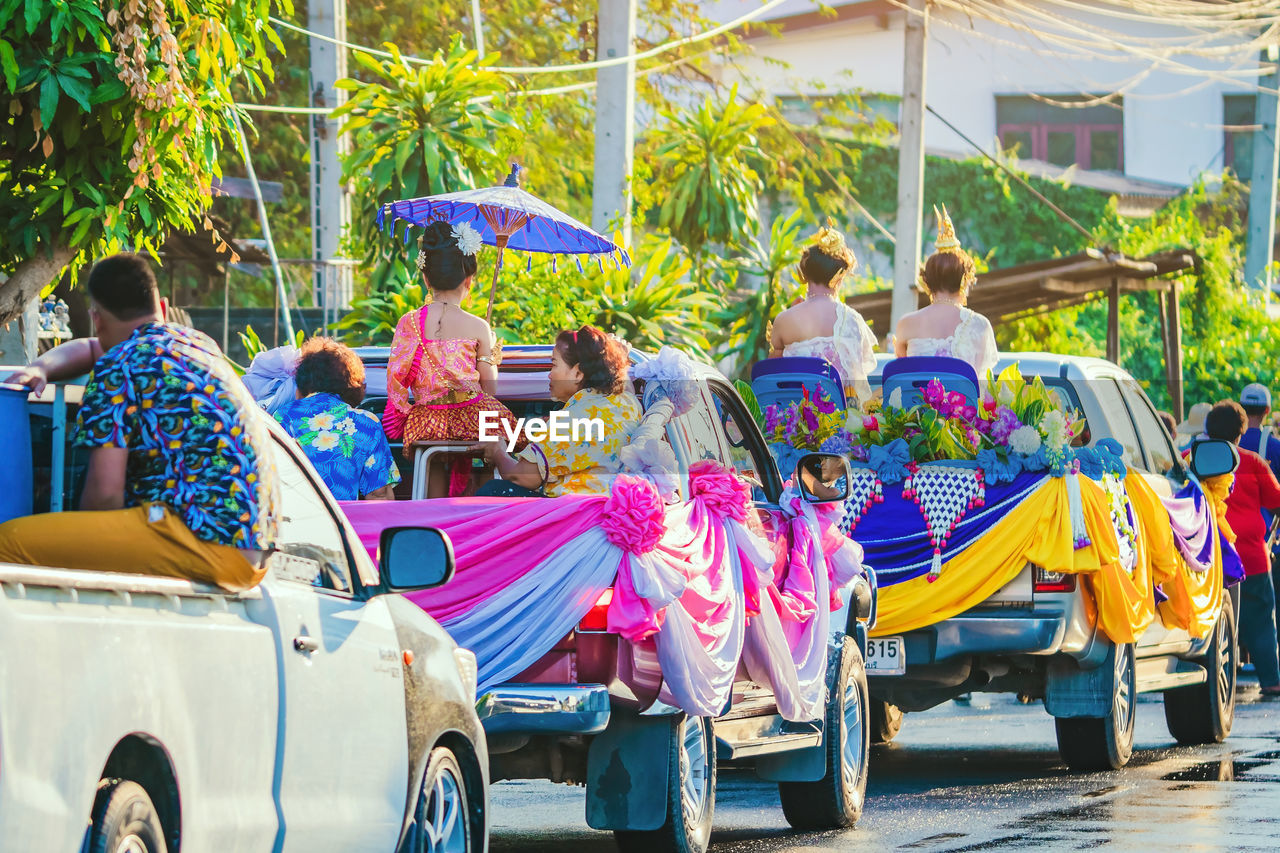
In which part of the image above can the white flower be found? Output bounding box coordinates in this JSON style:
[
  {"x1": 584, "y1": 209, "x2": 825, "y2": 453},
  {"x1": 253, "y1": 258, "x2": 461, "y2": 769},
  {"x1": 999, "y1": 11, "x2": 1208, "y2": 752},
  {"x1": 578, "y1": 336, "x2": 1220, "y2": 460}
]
[
  {"x1": 846, "y1": 410, "x2": 865, "y2": 434},
  {"x1": 1009, "y1": 424, "x2": 1042, "y2": 455},
  {"x1": 1039, "y1": 410, "x2": 1070, "y2": 453},
  {"x1": 338, "y1": 417, "x2": 357, "y2": 435},
  {"x1": 887, "y1": 387, "x2": 903, "y2": 409},
  {"x1": 313, "y1": 431, "x2": 340, "y2": 451},
  {"x1": 365, "y1": 455, "x2": 378, "y2": 468},
  {"x1": 452, "y1": 221, "x2": 484, "y2": 256},
  {"x1": 306, "y1": 412, "x2": 336, "y2": 431},
  {"x1": 997, "y1": 385, "x2": 1015, "y2": 407}
]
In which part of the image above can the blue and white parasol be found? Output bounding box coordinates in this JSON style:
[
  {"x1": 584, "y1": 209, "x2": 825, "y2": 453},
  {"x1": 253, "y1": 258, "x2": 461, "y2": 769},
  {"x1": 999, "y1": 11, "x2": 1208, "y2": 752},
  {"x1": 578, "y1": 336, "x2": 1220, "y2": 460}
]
[{"x1": 377, "y1": 164, "x2": 631, "y2": 322}]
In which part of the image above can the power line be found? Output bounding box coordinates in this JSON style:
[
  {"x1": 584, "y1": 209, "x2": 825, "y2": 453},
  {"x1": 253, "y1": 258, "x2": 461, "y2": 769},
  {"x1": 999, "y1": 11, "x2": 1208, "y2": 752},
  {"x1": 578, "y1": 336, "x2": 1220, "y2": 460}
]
[{"x1": 267, "y1": 0, "x2": 785, "y2": 77}]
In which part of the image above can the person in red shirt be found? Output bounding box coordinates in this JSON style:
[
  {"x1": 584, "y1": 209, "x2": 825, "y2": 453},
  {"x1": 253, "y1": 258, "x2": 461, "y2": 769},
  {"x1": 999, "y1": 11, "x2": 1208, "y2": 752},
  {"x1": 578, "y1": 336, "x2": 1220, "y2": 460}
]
[{"x1": 1206, "y1": 401, "x2": 1280, "y2": 698}]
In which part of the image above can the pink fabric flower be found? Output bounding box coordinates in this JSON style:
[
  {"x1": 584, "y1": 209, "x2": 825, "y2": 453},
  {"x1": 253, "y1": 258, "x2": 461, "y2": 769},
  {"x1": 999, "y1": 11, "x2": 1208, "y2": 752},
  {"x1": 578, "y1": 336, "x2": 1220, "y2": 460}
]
[
  {"x1": 689, "y1": 460, "x2": 751, "y2": 522},
  {"x1": 601, "y1": 475, "x2": 666, "y2": 554},
  {"x1": 862, "y1": 415, "x2": 879, "y2": 432}
]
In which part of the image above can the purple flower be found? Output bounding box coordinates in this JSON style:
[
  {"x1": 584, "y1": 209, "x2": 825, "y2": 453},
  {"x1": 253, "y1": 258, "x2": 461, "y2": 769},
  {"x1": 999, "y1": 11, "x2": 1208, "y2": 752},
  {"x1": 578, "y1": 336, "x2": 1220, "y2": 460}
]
[
  {"x1": 850, "y1": 445, "x2": 869, "y2": 462},
  {"x1": 814, "y1": 392, "x2": 836, "y2": 415},
  {"x1": 765, "y1": 404, "x2": 780, "y2": 433},
  {"x1": 924, "y1": 379, "x2": 946, "y2": 406},
  {"x1": 802, "y1": 406, "x2": 820, "y2": 432},
  {"x1": 990, "y1": 406, "x2": 1023, "y2": 444}
]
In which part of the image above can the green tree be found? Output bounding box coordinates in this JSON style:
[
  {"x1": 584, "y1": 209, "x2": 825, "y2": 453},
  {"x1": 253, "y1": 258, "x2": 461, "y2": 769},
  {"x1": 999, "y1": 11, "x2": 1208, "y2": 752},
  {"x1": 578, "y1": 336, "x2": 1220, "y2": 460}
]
[
  {"x1": 586, "y1": 235, "x2": 716, "y2": 359},
  {"x1": 0, "y1": 0, "x2": 289, "y2": 321},
  {"x1": 643, "y1": 85, "x2": 774, "y2": 281},
  {"x1": 334, "y1": 38, "x2": 520, "y2": 293},
  {"x1": 713, "y1": 208, "x2": 806, "y2": 378}
]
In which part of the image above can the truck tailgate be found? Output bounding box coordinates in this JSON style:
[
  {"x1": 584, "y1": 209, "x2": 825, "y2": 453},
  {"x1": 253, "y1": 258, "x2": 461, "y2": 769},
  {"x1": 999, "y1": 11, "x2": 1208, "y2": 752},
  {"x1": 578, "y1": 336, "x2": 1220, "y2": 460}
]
[{"x1": 0, "y1": 567, "x2": 279, "y2": 852}]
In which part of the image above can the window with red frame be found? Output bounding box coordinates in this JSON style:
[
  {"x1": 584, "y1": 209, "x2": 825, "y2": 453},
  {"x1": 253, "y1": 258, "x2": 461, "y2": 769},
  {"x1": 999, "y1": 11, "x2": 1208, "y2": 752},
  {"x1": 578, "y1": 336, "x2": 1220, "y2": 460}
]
[{"x1": 996, "y1": 95, "x2": 1124, "y2": 172}]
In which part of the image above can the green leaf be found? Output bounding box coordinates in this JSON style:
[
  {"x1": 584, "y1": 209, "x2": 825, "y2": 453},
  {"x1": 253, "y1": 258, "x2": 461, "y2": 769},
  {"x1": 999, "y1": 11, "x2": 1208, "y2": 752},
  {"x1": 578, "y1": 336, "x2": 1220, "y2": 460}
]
[
  {"x1": 0, "y1": 39, "x2": 16, "y2": 90},
  {"x1": 55, "y1": 73, "x2": 90, "y2": 111},
  {"x1": 38, "y1": 74, "x2": 59, "y2": 124}
]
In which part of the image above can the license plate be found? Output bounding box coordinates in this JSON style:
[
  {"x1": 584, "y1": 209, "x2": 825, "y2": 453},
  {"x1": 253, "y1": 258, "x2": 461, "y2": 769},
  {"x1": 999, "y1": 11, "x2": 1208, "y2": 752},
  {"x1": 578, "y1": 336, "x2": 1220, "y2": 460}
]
[{"x1": 865, "y1": 636, "x2": 905, "y2": 676}]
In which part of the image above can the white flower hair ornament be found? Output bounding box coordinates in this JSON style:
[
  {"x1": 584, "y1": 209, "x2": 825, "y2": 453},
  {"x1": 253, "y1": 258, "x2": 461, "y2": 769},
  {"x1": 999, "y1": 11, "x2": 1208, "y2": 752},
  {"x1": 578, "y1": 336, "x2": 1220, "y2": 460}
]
[{"x1": 452, "y1": 221, "x2": 484, "y2": 257}]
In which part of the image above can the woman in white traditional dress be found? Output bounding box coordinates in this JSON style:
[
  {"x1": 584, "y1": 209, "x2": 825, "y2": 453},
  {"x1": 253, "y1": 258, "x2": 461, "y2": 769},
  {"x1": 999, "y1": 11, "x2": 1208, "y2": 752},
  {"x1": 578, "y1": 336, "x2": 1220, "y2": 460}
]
[
  {"x1": 768, "y1": 225, "x2": 878, "y2": 402},
  {"x1": 893, "y1": 205, "x2": 999, "y2": 377}
]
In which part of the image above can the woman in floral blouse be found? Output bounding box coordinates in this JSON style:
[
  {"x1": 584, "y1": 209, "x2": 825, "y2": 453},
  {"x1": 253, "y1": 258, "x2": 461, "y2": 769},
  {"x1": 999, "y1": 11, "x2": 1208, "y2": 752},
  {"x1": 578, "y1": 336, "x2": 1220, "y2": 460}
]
[
  {"x1": 274, "y1": 338, "x2": 400, "y2": 501},
  {"x1": 475, "y1": 326, "x2": 641, "y2": 497}
]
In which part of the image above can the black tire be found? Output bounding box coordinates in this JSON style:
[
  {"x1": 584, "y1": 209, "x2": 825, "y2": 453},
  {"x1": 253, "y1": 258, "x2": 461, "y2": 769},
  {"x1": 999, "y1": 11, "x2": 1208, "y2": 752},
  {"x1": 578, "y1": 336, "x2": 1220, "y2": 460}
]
[
  {"x1": 870, "y1": 697, "x2": 904, "y2": 744},
  {"x1": 88, "y1": 779, "x2": 168, "y2": 853},
  {"x1": 615, "y1": 715, "x2": 716, "y2": 853},
  {"x1": 1164, "y1": 593, "x2": 1237, "y2": 745},
  {"x1": 778, "y1": 637, "x2": 870, "y2": 829},
  {"x1": 1055, "y1": 642, "x2": 1137, "y2": 772},
  {"x1": 410, "y1": 746, "x2": 473, "y2": 853}
]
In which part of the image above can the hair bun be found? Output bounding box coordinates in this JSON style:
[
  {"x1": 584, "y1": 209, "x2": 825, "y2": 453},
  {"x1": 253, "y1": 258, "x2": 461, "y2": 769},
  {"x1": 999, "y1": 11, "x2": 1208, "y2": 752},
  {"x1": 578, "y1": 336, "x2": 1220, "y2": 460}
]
[{"x1": 418, "y1": 219, "x2": 456, "y2": 251}]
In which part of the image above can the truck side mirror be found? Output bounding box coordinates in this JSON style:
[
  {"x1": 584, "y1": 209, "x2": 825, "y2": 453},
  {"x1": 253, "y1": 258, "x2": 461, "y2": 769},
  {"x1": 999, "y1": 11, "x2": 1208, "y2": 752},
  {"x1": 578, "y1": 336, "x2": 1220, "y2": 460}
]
[
  {"x1": 796, "y1": 452, "x2": 852, "y2": 504},
  {"x1": 378, "y1": 526, "x2": 456, "y2": 592},
  {"x1": 1188, "y1": 439, "x2": 1240, "y2": 480}
]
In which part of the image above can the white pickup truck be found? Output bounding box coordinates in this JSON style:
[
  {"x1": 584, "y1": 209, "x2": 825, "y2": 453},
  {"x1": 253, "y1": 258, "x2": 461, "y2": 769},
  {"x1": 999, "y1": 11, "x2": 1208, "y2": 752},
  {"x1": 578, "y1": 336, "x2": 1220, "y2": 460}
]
[{"x1": 0, "y1": 382, "x2": 489, "y2": 853}]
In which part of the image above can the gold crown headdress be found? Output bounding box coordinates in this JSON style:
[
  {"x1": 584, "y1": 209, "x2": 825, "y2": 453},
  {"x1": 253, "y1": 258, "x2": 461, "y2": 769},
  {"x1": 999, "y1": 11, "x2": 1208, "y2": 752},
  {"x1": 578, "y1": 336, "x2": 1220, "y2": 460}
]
[
  {"x1": 933, "y1": 204, "x2": 962, "y2": 253},
  {"x1": 809, "y1": 220, "x2": 857, "y2": 271}
]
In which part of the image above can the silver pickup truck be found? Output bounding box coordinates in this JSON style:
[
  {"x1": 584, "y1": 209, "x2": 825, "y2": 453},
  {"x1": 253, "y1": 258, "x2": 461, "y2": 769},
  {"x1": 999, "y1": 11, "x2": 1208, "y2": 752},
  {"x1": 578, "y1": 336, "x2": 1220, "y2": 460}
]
[
  {"x1": 357, "y1": 345, "x2": 878, "y2": 853},
  {"x1": 0, "y1": 381, "x2": 489, "y2": 853},
  {"x1": 863, "y1": 353, "x2": 1238, "y2": 772}
]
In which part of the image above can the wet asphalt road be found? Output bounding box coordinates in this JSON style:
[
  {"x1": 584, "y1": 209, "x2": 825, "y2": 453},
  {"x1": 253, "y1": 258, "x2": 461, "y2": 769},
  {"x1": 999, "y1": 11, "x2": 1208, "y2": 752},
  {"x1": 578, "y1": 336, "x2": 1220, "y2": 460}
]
[{"x1": 488, "y1": 676, "x2": 1280, "y2": 852}]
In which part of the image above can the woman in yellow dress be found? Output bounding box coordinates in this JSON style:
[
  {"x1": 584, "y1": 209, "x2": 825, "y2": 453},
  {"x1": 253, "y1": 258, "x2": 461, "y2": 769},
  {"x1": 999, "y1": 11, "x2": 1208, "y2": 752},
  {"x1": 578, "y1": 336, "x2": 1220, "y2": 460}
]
[{"x1": 474, "y1": 325, "x2": 641, "y2": 497}]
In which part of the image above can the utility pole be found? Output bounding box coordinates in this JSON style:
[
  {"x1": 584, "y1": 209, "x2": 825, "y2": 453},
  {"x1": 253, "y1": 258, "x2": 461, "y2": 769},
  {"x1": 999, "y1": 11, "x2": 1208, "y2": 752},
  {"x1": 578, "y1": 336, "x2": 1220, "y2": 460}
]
[
  {"x1": 590, "y1": 0, "x2": 637, "y2": 244},
  {"x1": 890, "y1": 0, "x2": 928, "y2": 341},
  {"x1": 309, "y1": 0, "x2": 352, "y2": 321},
  {"x1": 1245, "y1": 45, "x2": 1280, "y2": 292}
]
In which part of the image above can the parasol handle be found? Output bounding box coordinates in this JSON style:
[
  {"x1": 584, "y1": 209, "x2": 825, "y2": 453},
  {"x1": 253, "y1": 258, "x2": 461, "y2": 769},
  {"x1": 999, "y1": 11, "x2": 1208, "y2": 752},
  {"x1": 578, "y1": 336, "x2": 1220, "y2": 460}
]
[{"x1": 484, "y1": 234, "x2": 510, "y2": 325}]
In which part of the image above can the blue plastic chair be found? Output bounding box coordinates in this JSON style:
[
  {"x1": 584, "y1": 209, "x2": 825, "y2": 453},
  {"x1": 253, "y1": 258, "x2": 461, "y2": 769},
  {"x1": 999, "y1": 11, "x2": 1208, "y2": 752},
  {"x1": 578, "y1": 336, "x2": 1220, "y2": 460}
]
[
  {"x1": 750, "y1": 357, "x2": 846, "y2": 413},
  {"x1": 881, "y1": 356, "x2": 980, "y2": 409}
]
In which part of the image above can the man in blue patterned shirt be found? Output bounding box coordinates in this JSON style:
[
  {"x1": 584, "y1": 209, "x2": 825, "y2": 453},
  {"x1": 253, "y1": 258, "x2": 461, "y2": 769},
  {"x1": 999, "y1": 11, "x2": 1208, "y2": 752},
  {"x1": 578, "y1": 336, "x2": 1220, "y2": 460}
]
[
  {"x1": 273, "y1": 337, "x2": 400, "y2": 501},
  {"x1": 0, "y1": 254, "x2": 277, "y2": 590}
]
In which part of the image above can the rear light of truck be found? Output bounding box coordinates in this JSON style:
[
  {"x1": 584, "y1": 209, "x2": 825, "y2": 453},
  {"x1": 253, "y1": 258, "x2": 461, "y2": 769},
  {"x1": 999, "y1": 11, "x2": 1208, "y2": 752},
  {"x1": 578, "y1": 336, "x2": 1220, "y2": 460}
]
[
  {"x1": 1033, "y1": 566, "x2": 1076, "y2": 593},
  {"x1": 577, "y1": 588, "x2": 614, "y2": 633}
]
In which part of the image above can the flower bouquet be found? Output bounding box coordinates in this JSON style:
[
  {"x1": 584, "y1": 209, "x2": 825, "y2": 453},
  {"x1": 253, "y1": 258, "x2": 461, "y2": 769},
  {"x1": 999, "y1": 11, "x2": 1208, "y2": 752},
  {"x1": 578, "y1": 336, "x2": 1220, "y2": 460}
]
[
  {"x1": 846, "y1": 364, "x2": 1087, "y2": 483},
  {"x1": 761, "y1": 389, "x2": 855, "y2": 482}
]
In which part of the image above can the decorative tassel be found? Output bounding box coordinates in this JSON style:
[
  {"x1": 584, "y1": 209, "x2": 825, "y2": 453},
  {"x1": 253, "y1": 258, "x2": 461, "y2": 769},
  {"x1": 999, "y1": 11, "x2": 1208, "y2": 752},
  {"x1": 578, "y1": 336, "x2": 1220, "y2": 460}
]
[
  {"x1": 928, "y1": 550, "x2": 942, "y2": 583},
  {"x1": 376, "y1": 207, "x2": 387, "y2": 231},
  {"x1": 526, "y1": 255, "x2": 533, "y2": 272},
  {"x1": 1067, "y1": 472, "x2": 1091, "y2": 549},
  {"x1": 576, "y1": 257, "x2": 584, "y2": 273},
  {"x1": 597, "y1": 256, "x2": 604, "y2": 272},
  {"x1": 552, "y1": 256, "x2": 558, "y2": 274},
  {"x1": 402, "y1": 222, "x2": 413, "y2": 245}
]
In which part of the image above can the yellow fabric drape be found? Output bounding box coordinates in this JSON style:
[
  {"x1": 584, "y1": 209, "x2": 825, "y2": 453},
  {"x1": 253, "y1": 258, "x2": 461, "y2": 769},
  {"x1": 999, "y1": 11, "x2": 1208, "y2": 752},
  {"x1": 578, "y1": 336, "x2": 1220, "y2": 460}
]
[
  {"x1": 1155, "y1": 478, "x2": 1228, "y2": 639},
  {"x1": 1086, "y1": 472, "x2": 1161, "y2": 645},
  {"x1": 872, "y1": 476, "x2": 1120, "y2": 637},
  {"x1": 869, "y1": 471, "x2": 1226, "y2": 641}
]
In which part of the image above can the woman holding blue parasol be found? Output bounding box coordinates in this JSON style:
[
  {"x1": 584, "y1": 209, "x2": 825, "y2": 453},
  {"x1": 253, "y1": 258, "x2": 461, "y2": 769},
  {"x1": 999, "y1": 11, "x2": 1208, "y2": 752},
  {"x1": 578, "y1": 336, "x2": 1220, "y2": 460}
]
[{"x1": 378, "y1": 165, "x2": 631, "y2": 496}]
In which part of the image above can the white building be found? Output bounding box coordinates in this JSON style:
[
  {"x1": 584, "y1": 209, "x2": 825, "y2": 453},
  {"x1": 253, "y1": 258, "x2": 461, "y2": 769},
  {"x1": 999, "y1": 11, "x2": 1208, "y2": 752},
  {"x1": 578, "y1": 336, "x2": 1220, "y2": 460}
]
[{"x1": 700, "y1": 0, "x2": 1270, "y2": 189}]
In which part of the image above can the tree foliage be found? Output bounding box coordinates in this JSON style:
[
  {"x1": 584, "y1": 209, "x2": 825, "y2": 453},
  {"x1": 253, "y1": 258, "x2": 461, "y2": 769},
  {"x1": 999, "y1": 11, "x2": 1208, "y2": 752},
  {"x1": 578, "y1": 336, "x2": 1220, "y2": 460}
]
[
  {"x1": 0, "y1": 0, "x2": 289, "y2": 321},
  {"x1": 333, "y1": 38, "x2": 519, "y2": 293}
]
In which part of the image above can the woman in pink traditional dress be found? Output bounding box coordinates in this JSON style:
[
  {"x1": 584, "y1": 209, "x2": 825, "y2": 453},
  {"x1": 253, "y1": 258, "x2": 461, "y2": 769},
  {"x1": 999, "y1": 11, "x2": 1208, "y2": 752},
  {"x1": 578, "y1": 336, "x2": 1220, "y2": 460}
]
[
  {"x1": 384, "y1": 219, "x2": 520, "y2": 496},
  {"x1": 893, "y1": 205, "x2": 998, "y2": 377},
  {"x1": 768, "y1": 225, "x2": 878, "y2": 402}
]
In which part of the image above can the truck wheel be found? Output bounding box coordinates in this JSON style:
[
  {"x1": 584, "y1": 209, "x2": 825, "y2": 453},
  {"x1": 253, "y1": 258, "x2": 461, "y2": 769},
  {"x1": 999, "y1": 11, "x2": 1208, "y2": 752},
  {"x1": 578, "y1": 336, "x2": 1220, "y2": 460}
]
[
  {"x1": 1164, "y1": 593, "x2": 1237, "y2": 745},
  {"x1": 615, "y1": 715, "x2": 716, "y2": 853},
  {"x1": 870, "y1": 698, "x2": 904, "y2": 744},
  {"x1": 1054, "y1": 642, "x2": 1137, "y2": 772},
  {"x1": 88, "y1": 779, "x2": 168, "y2": 853},
  {"x1": 778, "y1": 637, "x2": 869, "y2": 829},
  {"x1": 412, "y1": 746, "x2": 472, "y2": 853}
]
